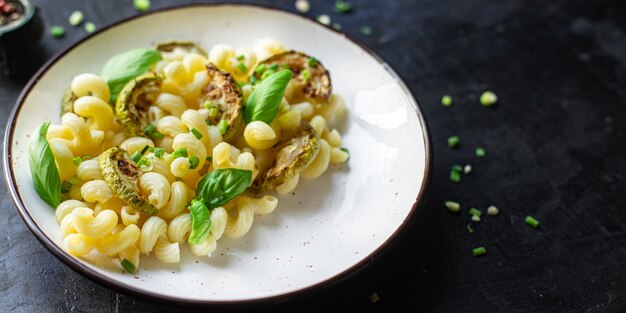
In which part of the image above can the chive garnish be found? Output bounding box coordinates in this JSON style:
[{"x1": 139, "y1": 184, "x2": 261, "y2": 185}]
[
  {"x1": 448, "y1": 136, "x2": 459, "y2": 148},
  {"x1": 236, "y1": 54, "x2": 245, "y2": 61},
  {"x1": 361, "y1": 26, "x2": 373, "y2": 36},
  {"x1": 525, "y1": 216, "x2": 540, "y2": 229},
  {"x1": 451, "y1": 164, "x2": 463, "y2": 172},
  {"x1": 441, "y1": 95, "x2": 453, "y2": 106},
  {"x1": 254, "y1": 64, "x2": 266, "y2": 75},
  {"x1": 237, "y1": 63, "x2": 248, "y2": 73},
  {"x1": 466, "y1": 224, "x2": 474, "y2": 233},
  {"x1": 206, "y1": 156, "x2": 213, "y2": 162},
  {"x1": 307, "y1": 57, "x2": 318, "y2": 67},
  {"x1": 191, "y1": 128, "x2": 203, "y2": 140},
  {"x1": 444, "y1": 201, "x2": 460, "y2": 212},
  {"x1": 134, "y1": 0, "x2": 150, "y2": 12},
  {"x1": 468, "y1": 208, "x2": 482, "y2": 217},
  {"x1": 69, "y1": 11, "x2": 84, "y2": 26},
  {"x1": 144, "y1": 124, "x2": 155, "y2": 134},
  {"x1": 84, "y1": 22, "x2": 96, "y2": 33},
  {"x1": 472, "y1": 246, "x2": 487, "y2": 257},
  {"x1": 188, "y1": 156, "x2": 200, "y2": 170},
  {"x1": 208, "y1": 107, "x2": 218, "y2": 117},
  {"x1": 72, "y1": 156, "x2": 83, "y2": 165},
  {"x1": 151, "y1": 131, "x2": 163, "y2": 139},
  {"x1": 450, "y1": 170, "x2": 461, "y2": 183},
  {"x1": 172, "y1": 148, "x2": 188, "y2": 159},
  {"x1": 50, "y1": 26, "x2": 65, "y2": 38},
  {"x1": 480, "y1": 91, "x2": 498, "y2": 107},
  {"x1": 269, "y1": 64, "x2": 279, "y2": 71},
  {"x1": 154, "y1": 148, "x2": 164, "y2": 158},
  {"x1": 218, "y1": 120, "x2": 228, "y2": 135},
  {"x1": 475, "y1": 147, "x2": 486, "y2": 157},
  {"x1": 334, "y1": 0, "x2": 352, "y2": 14},
  {"x1": 203, "y1": 100, "x2": 214, "y2": 109},
  {"x1": 130, "y1": 151, "x2": 142, "y2": 164},
  {"x1": 140, "y1": 145, "x2": 150, "y2": 155},
  {"x1": 301, "y1": 69, "x2": 311, "y2": 81},
  {"x1": 136, "y1": 157, "x2": 147, "y2": 167},
  {"x1": 121, "y1": 259, "x2": 136, "y2": 273}
]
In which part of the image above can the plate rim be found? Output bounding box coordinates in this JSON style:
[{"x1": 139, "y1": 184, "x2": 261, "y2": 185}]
[{"x1": 2, "y1": 2, "x2": 433, "y2": 306}]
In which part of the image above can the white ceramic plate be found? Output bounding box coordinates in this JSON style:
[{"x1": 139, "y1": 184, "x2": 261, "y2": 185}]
[{"x1": 3, "y1": 4, "x2": 431, "y2": 305}]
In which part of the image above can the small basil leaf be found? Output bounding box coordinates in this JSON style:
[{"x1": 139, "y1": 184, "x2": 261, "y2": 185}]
[
  {"x1": 188, "y1": 199, "x2": 211, "y2": 245},
  {"x1": 29, "y1": 121, "x2": 61, "y2": 208},
  {"x1": 244, "y1": 69, "x2": 293, "y2": 124},
  {"x1": 101, "y1": 48, "x2": 162, "y2": 103},
  {"x1": 196, "y1": 168, "x2": 252, "y2": 209},
  {"x1": 187, "y1": 200, "x2": 211, "y2": 245}
]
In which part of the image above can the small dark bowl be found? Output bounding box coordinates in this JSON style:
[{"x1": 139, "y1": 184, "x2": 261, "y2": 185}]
[{"x1": 0, "y1": 0, "x2": 43, "y2": 75}]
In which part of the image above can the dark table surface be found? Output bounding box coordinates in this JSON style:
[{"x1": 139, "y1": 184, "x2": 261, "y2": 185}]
[{"x1": 2, "y1": 0, "x2": 625, "y2": 312}]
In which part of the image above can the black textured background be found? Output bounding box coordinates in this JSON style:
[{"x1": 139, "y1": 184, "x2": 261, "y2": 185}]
[{"x1": 1, "y1": 0, "x2": 625, "y2": 312}]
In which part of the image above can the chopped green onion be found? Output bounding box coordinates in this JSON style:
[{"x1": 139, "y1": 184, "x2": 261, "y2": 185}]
[
  {"x1": 148, "y1": 147, "x2": 155, "y2": 152},
  {"x1": 150, "y1": 131, "x2": 163, "y2": 139},
  {"x1": 121, "y1": 259, "x2": 136, "y2": 273},
  {"x1": 307, "y1": 57, "x2": 318, "y2": 67},
  {"x1": 136, "y1": 157, "x2": 148, "y2": 167},
  {"x1": 450, "y1": 170, "x2": 461, "y2": 183},
  {"x1": 475, "y1": 147, "x2": 486, "y2": 157},
  {"x1": 206, "y1": 156, "x2": 213, "y2": 162},
  {"x1": 61, "y1": 181, "x2": 72, "y2": 193},
  {"x1": 208, "y1": 107, "x2": 218, "y2": 117},
  {"x1": 140, "y1": 145, "x2": 150, "y2": 155},
  {"x1": 334, "y1": 0, "x2": 352, "y2": 14},
  {"x1": 480, "y1": 91, "x2": 498, "y2": 107},
  {"x1": 525, "y1": 215, "x2": 540, "y2": 229},
  {"x1": 191, "y1": 128, "x2": 203, "y2": 140},
  {"x1": 448, "y1": 136, "x2": 459, "y2": 148},
  {"x1": 472, "y1": 246, "x2": 487, "y2": 257},
  {"x1": 317, "y1": 14, "x2": 331, "y2": 25},
  {"x1": 236, "y1": 54, "x2": 245, "y2": 61},
  {"x1": 218, "y1": 120, "x2": 228, "y2": 135},
  {"x1": 237, "y1": 63, "x2": 248, "y2": 73},
  {"x1": 361, "y1": 26, "x2": 373, "y2": 36},
  {"x1": 468, "y1": 208, "x2": 482, "y2": 217},
  {"x1": 463, "y1": 164, "x2": 472, "y2": 174},
  {"x1": 50, "y1": 26, "x2": 65, "y2": 38},
  {"x1": 134, "y1": 0, "x2": 151, "y2": 12},
  {"x1": 471, "y1": 215, "x2": 481, "y2": 222},
  {"x1": 451, "y1": 164, "x2": 463, "y2": 172},
  {"x1": 332, "y1": 22, "x2": 342, "y2": 30},
  {"x1": 130, "y1": 151, "x2": 142, "y2": 163},
  {"x1": 487, "y1": 205, "x2": 499, "y2": 216},
  {"x1": 153, "y1": 148, "x2": 164, "y2": 158},
  {"x1": 444, "y1": 201, "x2": 460, "y2": 212},
  {"x1": 188, "y1": 156, "x2": 200, "y2": 170},
  {"x1": 203, "y1": 100, "x2": 214, "y2": 109},
  {"x1": 301, "y1": 69, "x2": 311, "y2": 81},
  {"x1": 84, "y1": 22, "x2": 96, "y2": 33},
  {"x1": 172, "y1": 148, "x2": 188, "y2": 159},
  {"x1": 268, "y1": 64, "x2": 279, "y2": 71},
  {"x1": 441, "y1": 95, "x2": 453, "y2": 106},
  {"x1": 339, "y1": 147, "x2": 350, "y2": 161},
  {"x1": 144, "y1": 124, "x2": 155, "y2": 135},
  {"x1": 72, "y1": 156, "x2": 83, "y2": 166},
  {"x1": 369, "y1": 292, "x2": 380, "y2": 303},
  {"x1": 69, "y1": 11, "x2": 84, "y2": 26},
  {"x1": 68, "y1": 177, "x2": 81, "y2": 185},
  {"x1": 254, "y1": 64, "x2": 267, "y2": 75},
  {"x1": 206, "y1": 119, "x2": 212, "y2": 126},
  {"x1": 295, "y1": 0, "x2": 310, "y2": 13},
  {"x1": 466, "y1": 224, "x2": 474, "y2": 233}
]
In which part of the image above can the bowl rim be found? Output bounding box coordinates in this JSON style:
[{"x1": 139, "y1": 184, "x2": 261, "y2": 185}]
[{"x1": 2, "y1": 2, "x2": 432, "y2": 307}]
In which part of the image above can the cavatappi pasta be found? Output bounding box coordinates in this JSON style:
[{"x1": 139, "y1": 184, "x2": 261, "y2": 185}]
[{"x1": 38, "y1": 38, "x2": 348, "y2": 272}]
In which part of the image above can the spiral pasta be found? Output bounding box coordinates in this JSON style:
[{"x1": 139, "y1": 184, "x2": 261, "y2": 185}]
[{"x1": 43, "y1": 39, "x2": 348, "y2": 270}]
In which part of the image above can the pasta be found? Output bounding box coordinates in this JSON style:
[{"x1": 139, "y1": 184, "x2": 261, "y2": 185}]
[{"x1": 36, "y1": 39, "x2": 348, "y2": 272}]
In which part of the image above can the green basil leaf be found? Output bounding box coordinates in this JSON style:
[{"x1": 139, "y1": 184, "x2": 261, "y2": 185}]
[
  {"x1": 244, "y1": 69, "x2": 293, "y2": 124},
  {"x1": 101, "y1": 48, "x2": 162, "y2": 103},
  {"x1": 29, "y1": 121, "x2": 61, "y2": 208},
  {"x1": 188, "y1": 199, "x2": 211, "y2": 245},
  {"x1": 196, "y1": 168, "x2": 252, "y2": 209}
]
